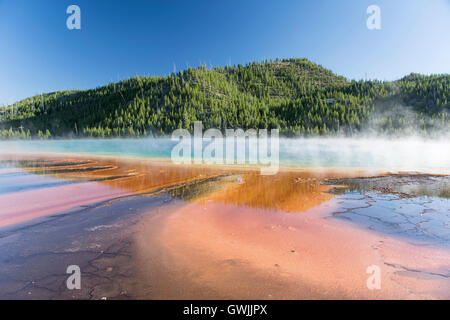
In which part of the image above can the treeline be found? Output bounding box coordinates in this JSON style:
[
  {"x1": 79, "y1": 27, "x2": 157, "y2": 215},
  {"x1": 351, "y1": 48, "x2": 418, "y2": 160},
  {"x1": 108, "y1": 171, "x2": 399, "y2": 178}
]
[
  {"x1": 0, "y1": 128, "x2": 51, "y2": 139},
  {"x1": 0, "y1": 58, "x2": 448, "y2": 138}
]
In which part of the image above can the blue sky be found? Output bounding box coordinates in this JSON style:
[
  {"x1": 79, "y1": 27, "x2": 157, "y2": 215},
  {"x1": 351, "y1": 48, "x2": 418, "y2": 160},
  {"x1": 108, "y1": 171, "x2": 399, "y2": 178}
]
[{"x1": 0, "y1": 0, "x2": 449, "y2": 105}]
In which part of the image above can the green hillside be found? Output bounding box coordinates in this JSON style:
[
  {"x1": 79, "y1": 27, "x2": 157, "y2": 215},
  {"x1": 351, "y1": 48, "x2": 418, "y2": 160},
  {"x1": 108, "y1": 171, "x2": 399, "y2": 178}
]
[{"x1": 0, "y1": 58, "x2": 448, "y2": 138}]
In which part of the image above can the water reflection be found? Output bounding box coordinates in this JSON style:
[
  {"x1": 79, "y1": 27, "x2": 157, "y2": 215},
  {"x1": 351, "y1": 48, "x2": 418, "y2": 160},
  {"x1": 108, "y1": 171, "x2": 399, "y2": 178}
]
[
  {"x1": 194, "y1": 172, "x2": 335, "y2": 213},
  {"x1": 0, "y1": 155, "x2": 236, "y2": 228}
]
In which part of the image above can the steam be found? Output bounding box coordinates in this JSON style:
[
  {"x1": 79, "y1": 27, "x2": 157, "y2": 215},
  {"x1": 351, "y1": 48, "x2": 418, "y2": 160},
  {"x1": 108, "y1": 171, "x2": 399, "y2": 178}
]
[
  {"x1": 358, "y1": 92, "x2": 450, "y2": 138},
  {"x1": 1, "y1": 136, "x2": 449, "y2": 173},
  {"x1": 280, "y1": 136, "x2": 450, "y2": 172}
]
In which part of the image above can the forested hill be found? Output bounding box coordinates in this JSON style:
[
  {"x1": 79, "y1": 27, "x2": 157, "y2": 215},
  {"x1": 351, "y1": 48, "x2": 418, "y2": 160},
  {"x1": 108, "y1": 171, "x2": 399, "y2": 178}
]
[{"x1": 0, "y1": 58, "x2": 448, "y2": 138}]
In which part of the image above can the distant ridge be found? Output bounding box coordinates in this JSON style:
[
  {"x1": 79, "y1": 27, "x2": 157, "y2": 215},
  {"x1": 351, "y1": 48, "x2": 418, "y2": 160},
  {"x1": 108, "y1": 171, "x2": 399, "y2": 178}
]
[{"x1": 0, "y1": 58, "x2": 448, "y2": 138}]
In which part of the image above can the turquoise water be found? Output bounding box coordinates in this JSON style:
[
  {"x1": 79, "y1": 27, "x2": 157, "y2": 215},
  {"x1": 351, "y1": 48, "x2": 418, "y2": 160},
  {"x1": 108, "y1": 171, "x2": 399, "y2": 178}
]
[{"x1": 0, "y1": 137, "x2": 449, "y2": 170}]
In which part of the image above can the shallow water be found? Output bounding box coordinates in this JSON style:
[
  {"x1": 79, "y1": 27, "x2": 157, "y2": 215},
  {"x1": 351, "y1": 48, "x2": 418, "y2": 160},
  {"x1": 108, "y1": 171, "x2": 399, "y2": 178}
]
[
  {"x1": 0, "y1": 169, "x2": 75, "y2": 195},
  {"x1": 0, "y1": 155, "x2": 448, "y2": 242},
  {"x1": 0, "y1": 150, "x2": 448, "y2": 299}
]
